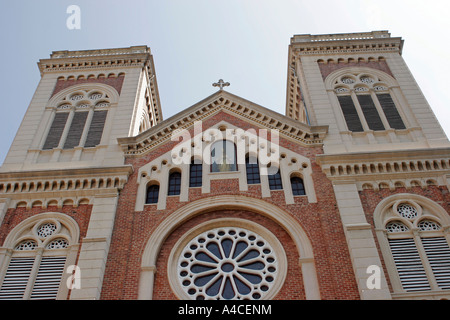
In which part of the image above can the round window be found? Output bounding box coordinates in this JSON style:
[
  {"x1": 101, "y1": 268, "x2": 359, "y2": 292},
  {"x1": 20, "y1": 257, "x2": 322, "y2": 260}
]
[{"x1": 168, "y1": 219, "x2": 287, "y2": 300}]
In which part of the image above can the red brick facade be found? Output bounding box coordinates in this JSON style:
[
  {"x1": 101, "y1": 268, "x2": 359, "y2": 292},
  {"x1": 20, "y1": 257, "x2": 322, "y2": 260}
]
[{"x1": 100, "y1": 111, "x2": 360, "y2": 300}]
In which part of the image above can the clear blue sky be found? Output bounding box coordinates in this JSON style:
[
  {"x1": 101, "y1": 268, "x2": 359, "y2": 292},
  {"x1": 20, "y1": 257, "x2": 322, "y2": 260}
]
[{"x1": 1, "y1": 0, "x2": 449, "y2": 165}]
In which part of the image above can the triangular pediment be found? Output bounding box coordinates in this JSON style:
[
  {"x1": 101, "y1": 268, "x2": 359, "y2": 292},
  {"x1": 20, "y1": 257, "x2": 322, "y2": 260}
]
[{"x1": 118, "y1": 90, "x2": 328, "y2": 156}]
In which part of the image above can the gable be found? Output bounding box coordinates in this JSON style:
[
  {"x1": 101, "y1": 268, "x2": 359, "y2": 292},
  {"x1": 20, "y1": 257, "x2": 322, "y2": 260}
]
[{"x1": 118, "y1": 91, "x2": 328, "y2": 157}]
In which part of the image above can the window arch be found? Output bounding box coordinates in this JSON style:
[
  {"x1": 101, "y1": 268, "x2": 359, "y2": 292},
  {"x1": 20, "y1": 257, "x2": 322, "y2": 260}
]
[
  {"x1": 374, "y1": 196, "x2": 450, "y2": 295},
  {"x1": 211, "y1": 140, "x2": 237, "y2": 172},
  {"x1": 331, "y1": 71, "x2": 406, "y2": 132},
  {"x1": 146, "y1": 183, "x2": 160, "y2": 204},
  {"x1": 0, "y1": 213, "x2": 79, "y2": 300}
]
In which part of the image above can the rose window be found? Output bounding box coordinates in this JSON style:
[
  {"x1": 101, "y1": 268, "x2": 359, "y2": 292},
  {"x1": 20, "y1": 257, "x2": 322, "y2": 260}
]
[
  {"x1": 177, "y1": 227, "x2": 279, "y2": 300},
  {"x1": 397, "y1": 203, "x2": 418, "y2": 219}
]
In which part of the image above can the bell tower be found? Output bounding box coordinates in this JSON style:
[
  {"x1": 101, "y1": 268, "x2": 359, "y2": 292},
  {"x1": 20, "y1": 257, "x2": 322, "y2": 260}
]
[
  {"x1": 1, "y1": 46, "x2": 162, "y2": 172},
  {"x1": 0, "y1": 46, "x2": 162, "y2": 300},
  {"x1": 286, "y1": 31, "x2": 450, "y2": 300},
  {"x1": 286, "y1": 30, "x2": 449, "y2": 155}
]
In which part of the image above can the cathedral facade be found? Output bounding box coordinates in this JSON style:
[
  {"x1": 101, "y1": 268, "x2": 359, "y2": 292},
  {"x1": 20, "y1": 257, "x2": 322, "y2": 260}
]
[{"x1": 0, "y1": 31, "x2": 449, "y2": 300}]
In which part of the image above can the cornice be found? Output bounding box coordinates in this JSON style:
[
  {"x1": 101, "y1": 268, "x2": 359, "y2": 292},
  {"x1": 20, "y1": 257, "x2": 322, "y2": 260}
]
[
  {"x1": 118, "y1": 91, "x2": 329, "y2": 157},
  {"x1": 38, "y1": 46, "x2": 152, "y2": 74},
  {"x1": 316, "y1": 148, "x2": 450, "y2": 181}
]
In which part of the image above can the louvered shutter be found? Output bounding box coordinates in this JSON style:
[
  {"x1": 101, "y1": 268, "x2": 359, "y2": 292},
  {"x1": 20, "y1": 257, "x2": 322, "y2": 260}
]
[
  {"x1": 84, "y1": 110, "x2": 107, "y2": 147},
  {"x1": 388, "y1": 238, "x2": 431, "y2": 292},
  {"x1": 421, "y1": 237, "x2": 450, "y2": 289},
  {"x1": 357, "y1": 95, "x2": 385, "y2": 131},
  {"x1": 63, "y1": 112, "x2": 88, "y2": 149},
  {"x1": 337, "y1": 95, "x2": 363, "y2": 132},
  {"x1": 30, "y1": 256, "x2": 66, "y2": 300},
  {"x1": 377, "y1": 93, "x2": 406, "y2": 130},
  {"x1": 0, "y1": 257, "x2": 35, "y2": 299},
  {"x1": 42, "y1": 113, "x2": 69, "y2": 150}
]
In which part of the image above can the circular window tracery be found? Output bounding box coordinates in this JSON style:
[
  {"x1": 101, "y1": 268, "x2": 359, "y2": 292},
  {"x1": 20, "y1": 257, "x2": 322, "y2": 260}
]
[
  {"x1": 418, "y1": 220, "x2": 441, "y2": 231},
  {"x1": 176, "y1": 226, "x2": 280, "y2": 300},
  {"x1": 397, "y1": 203, "x2": 418, "y2": 220},
  {"x1": 46, "y1": 238, "x2": 69, "y2": 250},
  {"x1": 386, "y1": 221, "x2": 409, "y2": 233},
  {"x1": 36, "y1": 222, "x2": 58, "y2": 238},
  {"x1": 15, "y1": 239, "x2": 38, "y2": 251}
]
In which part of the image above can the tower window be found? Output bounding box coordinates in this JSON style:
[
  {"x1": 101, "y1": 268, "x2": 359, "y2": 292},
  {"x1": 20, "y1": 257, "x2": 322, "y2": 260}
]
[
  {"x1": 146, "y1": 184, "x2": 160, "y2": 204},
  {"x1": 43, "y1": 89, "x2": 110, "y2": 150},
  {"x1": 290, "y1": 176, "x2": 306, "y2": 196},
  {"x1": 245, "y1": 156, "x2": 260, "y2": 184},
  {"x1": 168, "y1": 171, "x2": 181, "y2": 196},
  {"x1": 334, "y1": 73, "x2": 405, "y2": 132}
]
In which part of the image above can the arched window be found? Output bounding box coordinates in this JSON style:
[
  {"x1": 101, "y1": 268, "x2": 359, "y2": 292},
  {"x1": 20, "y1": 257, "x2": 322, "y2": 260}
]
[
  {"x1": 0, "y1": 214, "x2": 79, "y2": 300},
  {"x1": 146, "y1": 184, "x2": 160, "y2": 204},
  {"x1": 43, "y1": 88, "x2": 111, "y2": 150},
  {"x1": 211, "y1": 140, "x2": 237, "y2": 172},
  {"x1": 334, "y1": 73, "x2": 405, "y2": 132},
  {"x1": 168, "y1": 171, "x2": 181, "y2": 196},
  {"x1": 377, "y1": 199, "x2": 450, "y2": 293},
  {"x1": 189, "y1": 160, "x2": 202, "y2": 188},
  {"x1": 290, "y1": 176, "x2": 305, "y2": 196},
  {"x1": 167, "y1": 218, "x2": 288, "y2": 300},
  {"x1": 268, "y1": 166, "x2": 283, "y2": 190},
  {"x1": 245, "y1": 155, "x2": 260, "y2": 184}
]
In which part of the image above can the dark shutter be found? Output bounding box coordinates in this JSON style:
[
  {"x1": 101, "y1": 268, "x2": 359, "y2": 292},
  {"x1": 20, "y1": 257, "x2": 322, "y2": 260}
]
[
  {"x1": 377, "y1": 93, "x2": 406, "y2": 130},
  {"x1": 63, "y1": 112, "x2": 88, "y2": 149},
  {"x1": 337, "y1": 96, "x2": 363, "y2": 132},
  {"x1": 84, "y1": 110, "x2": 107, "y2": 148},
  {"x1": 357, "y1": 95, "x2": 385, "y2": 131},
  {"x1": 42, "y1": 113, "x2": 69, "y2": 150}
]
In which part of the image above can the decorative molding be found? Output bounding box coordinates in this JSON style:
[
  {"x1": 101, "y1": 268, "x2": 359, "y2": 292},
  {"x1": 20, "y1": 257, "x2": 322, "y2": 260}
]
[
  {"x1": 0, "y1": 166, "x2": 133, "y2": 201},
  {"x1": 119, "y1": 91, "x2": 328, "y2": 157}
]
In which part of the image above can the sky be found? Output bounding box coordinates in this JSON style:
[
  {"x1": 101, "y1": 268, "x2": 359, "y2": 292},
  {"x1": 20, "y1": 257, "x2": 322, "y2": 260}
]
[{"x1": 0, "y1": 0, "x2": 449, "y2": 165}]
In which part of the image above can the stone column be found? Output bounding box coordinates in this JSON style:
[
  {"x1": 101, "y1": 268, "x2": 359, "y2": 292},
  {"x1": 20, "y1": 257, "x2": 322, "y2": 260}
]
[{"x1": 332, "y1": 181, "x2": 391, "y2": 299}]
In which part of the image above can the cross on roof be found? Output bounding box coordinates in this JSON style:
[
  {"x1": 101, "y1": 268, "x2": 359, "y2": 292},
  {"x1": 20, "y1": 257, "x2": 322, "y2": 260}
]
[{"x1": 212, "y1": 79, "x2": 230, "y2": 90}]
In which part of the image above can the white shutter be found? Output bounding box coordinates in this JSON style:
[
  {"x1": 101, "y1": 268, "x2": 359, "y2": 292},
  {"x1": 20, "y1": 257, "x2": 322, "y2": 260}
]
[
  {"x1": 30, "y1": 256, "x2": 66, "y2": 300},
  {"x1": 421, "y1": 237, "x2": 450, "y2": 289},
  {"x1": 388, "y1": 238, "x2": 431, "y2": 292},
  {"x1": 0, "y1": 257, "x2": 35, "y2": 299}
]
